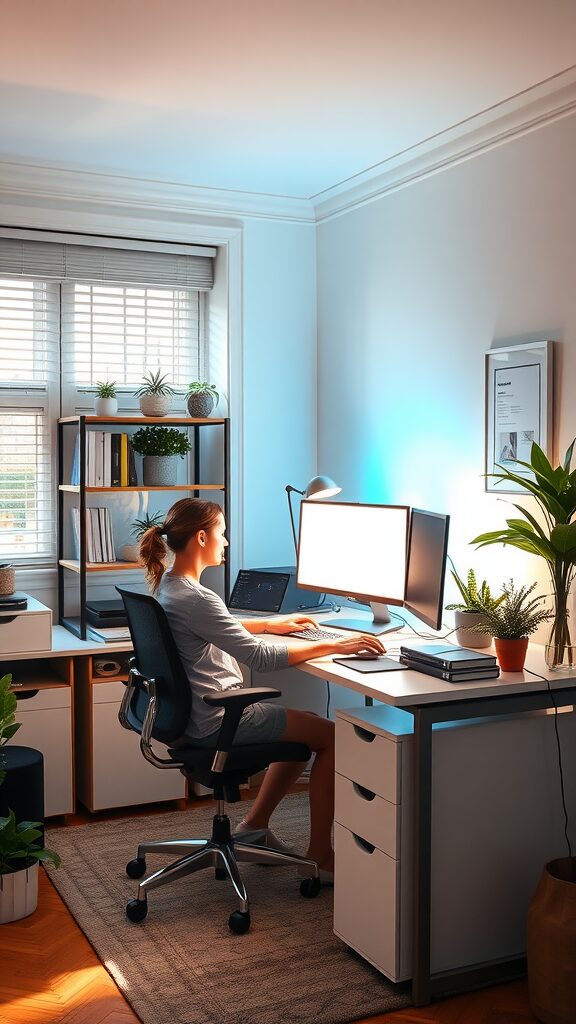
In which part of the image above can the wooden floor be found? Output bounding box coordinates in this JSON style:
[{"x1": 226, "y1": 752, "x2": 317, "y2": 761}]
[{"x1": 0, "y1": 794, "x2": 539, "y2": 1024}]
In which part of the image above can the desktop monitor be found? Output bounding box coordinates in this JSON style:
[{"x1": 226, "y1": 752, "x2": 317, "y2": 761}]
[
  {"x1": 296, "y1": 501, "x2": 410, "y2": 634},
  {"x1": 404, "y1": 508, "x2": 450, "y2": 630}
]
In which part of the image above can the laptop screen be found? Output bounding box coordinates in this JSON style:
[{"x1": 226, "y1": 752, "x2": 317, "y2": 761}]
[{"x1": 228, "y1": 570, "x2": 290, "y2": 613}]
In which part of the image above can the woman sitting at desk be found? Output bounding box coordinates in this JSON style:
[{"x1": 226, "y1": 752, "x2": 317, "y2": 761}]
[{"x1": 139, "y1": 497, "x2": 385, "y2": 881}]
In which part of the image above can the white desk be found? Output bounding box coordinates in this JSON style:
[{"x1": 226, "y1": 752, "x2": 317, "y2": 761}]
[{"x1": 286, "y1": 612, "x2": 576, "y2": 1005}]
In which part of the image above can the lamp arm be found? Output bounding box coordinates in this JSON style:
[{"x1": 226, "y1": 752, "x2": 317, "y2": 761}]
[{"x1": 285, "y1": 484, "x2": 304, "y2": 558}]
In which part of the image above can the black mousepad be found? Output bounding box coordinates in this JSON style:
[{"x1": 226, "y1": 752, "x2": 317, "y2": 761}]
[{"x1": 332, "y1": 656, "x2": 404, "y2": 673}]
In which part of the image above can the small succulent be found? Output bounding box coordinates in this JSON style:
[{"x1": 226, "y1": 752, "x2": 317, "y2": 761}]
[
  {"x1": 130, "y1": 426, "x2": 192, "y2": 457},
  {"x1": 95, "y1": 380, "x2": 117, "y2": 398},
  {"x1": 133, "y1": 370, "x2": 176, "y2": 398},
  {"x1": 473, "y1": 580, "x2": 553, "y2": 639},
  {"x1": 130, "y1": 511, "x2": 164, "y2": 540},
  {"x1": 445, "y1": 566, "x2": 505, "y2": 613},
  {"x1": 186, "y1": 381, "x2": 219, "y2": 403}
]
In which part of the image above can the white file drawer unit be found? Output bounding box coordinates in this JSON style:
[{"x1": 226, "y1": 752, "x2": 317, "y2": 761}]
[
  {"x1": 334, "y1": 706, "x2": 413, "y2": 982},
  {"x1": 335, "y1": 704, "x2": 576, "y2": 984},
  {"x1": 0, "y1": 598, "x2": 52, "y2": 655}
]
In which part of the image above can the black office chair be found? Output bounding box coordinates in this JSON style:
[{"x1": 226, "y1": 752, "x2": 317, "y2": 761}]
[{"x1": 116, "y1": 587, "x2": 321, "y2": 934}]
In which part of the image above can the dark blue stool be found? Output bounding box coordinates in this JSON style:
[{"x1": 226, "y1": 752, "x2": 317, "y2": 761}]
[{"x1": 0, "y1": 746, "x2": 44, "y2": 836}]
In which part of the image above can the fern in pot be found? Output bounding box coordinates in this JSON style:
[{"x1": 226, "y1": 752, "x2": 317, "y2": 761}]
[
  {"x1": 473, "y1": 580, "x2": 552, "y2": 672},
  {"x1": 445, "y1": 566, "x2": 505, "y2": 649},
  {"x1": 131, "y1": 426, "x2": 191, "y2": 486}
]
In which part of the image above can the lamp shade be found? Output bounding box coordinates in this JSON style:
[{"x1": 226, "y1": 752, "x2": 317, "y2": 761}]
[{"x1": 304, "y1": 475, "x2": 342, "y2": 500}]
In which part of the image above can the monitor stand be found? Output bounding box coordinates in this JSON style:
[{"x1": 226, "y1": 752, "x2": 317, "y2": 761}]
[{"x1": 321, "y1": 602, "x2": 403, "y2": 636}]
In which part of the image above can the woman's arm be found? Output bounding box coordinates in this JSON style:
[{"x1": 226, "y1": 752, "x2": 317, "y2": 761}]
[
  {"x1": 240, "y1": 614, "x2": 318, "y2": 636},
  {"x1": 286, "y1": 632, "x2": 386, "y2": 665}
]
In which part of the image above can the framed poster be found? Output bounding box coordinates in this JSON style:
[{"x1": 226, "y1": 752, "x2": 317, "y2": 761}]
[{"x1": 485, "y1": 340, "x2": 553, "y2": 493}]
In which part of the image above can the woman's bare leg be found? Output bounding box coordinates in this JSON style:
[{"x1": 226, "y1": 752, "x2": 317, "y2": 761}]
[{"x1": 241, "y1": 709, "x2": 335, "y2": 870}]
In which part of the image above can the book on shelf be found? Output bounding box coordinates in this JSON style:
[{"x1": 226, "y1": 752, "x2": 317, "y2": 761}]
[
  {"x1": 111, "y1": 433, "x2": 121, "y2": 486},
  {"x1": 70, "y1": 507, "x2": 116, "y2": 563},
  {"x1": 399, "y1": 656, "x2": 500, "y2": 682},
  {"x1": 87, "y1": 624, "x2": 132, "y2": 643},
  {"x1": 399, "y1": 643, "x2": 497, "y2": 671}
]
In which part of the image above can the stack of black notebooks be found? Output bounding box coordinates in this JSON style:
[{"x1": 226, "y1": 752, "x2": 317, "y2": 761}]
[{"x1": 399, "y1": 643, "x2": 499, "y2": 682}]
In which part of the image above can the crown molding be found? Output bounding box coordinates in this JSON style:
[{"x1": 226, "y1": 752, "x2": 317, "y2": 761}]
[
  {"x1": 313, "y1": 65, "x2": 576, "y2": 223},
  {"x1": 0, "y1": 160, "x2": 315, "y2": 225}
]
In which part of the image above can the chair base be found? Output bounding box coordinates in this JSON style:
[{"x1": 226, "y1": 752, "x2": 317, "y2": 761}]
[{"x1": 125, "y1": 813, "x2": 321, "y2": 932}]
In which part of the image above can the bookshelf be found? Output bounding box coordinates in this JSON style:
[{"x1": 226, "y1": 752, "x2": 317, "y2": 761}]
[{"x1": 57, "y1": 415, "x2": 230, "y2": 639}]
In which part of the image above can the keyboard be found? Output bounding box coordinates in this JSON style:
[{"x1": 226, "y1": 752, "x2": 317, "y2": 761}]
[{"x1": 289, "y1": 627, "x2": 344, "y2": 641}]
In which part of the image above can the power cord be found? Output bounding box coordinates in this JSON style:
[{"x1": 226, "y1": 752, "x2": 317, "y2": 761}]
[
  {"x1": 524, "y1": 667, "x2": 573, "y2": 859},
  {"x1": 326, "y1": 680, "x2": 331, "y2": 719}
]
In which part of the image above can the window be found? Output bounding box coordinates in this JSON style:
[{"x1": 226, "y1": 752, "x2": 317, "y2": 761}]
[{"x1": 0, "y1": 231, "x2": 216, "y2": 566}]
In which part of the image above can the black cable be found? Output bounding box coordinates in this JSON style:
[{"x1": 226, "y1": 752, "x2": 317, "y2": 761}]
[
  {"x1": 524, "y1": 667, "x2": 573, "y2": 859},
  {"x1": 326, "y1": 680, "x2": 331, "y2": 719}
]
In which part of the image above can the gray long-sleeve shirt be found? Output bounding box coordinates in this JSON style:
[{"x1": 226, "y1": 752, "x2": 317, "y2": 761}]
[{"x1": 157, "y1": 571, "x2": 290, "y2": 738}]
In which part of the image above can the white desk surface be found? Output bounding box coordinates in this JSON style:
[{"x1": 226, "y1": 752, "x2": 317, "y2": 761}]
[
  {"x1": 6, "y1": 625, "x2": 132, "y2": 661},
  {"x1": 289, "y1": 609, "x2": 574, "y2": 707}
]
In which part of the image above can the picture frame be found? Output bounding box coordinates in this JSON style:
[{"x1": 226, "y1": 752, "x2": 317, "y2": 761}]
[{"x1": 485, "y1": 340, "x2": 553, "y2": 493}]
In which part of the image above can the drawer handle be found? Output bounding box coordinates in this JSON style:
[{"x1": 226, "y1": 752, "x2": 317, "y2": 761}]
[
  {"x1": 15, "y1": 689, "x2": 40, "y2": 700},
  {"x1": 352, "y1": 833, "x2": 375, "y2": 854},
  {"x1": 0, "y1": 616, "x2": 17, "y2": 625},
  {"x1": 352, "y1": 782, "x2": 375, "y2": 802},
  {"x1": 353, "y1": 725, "x2": 376, "y2": 743}
]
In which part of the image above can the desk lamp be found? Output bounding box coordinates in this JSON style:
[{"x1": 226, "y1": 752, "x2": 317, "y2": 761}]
[{"x1": 285, "y1": 475, "x2": 341, "y2": 556}]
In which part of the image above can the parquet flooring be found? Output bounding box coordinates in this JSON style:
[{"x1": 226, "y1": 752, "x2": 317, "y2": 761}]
[{"x1": 0, "y1": 794, "x2": 540, "y2": 1024}]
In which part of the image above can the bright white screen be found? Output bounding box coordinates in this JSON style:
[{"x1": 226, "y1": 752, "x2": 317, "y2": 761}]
[{"x1": 296, "y1": 501, "x2": 408, "y2": 603}]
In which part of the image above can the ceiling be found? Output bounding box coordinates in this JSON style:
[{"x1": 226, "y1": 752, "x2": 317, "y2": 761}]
[{"x1": 1, "y1": 0, "x2": 575, "y2": 200}]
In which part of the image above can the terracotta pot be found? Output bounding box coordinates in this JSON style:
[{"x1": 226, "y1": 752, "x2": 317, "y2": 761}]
[
  {"x1": 527, "y1": 857, "x2": 576, "y2": 1024},
  {"x1": 494, "y1": 636, "x2": 529, "y2": 672}
]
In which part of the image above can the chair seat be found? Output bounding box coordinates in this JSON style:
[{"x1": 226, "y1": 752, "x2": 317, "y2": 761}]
[{"x1": 169, "y1": 740, "x2": 311, "y2": 777}]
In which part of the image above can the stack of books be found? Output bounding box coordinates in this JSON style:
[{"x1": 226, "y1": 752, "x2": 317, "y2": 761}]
[
  {"x1": 71, "y1": 507, "x2": 116, "y2": 562},
  {"x1": 71, "y1": 432, "x2": 137, "y2": 487},
  {"x1": 399, "y1": 643, "x2": 499, "y2": 682}
]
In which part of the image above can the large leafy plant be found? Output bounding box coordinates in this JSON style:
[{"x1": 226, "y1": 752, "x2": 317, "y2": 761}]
[
  {"x1": 473, "y1": 439, "x2": 576, "y2": 664},
  {"x1": 445, "y1": 566, "x2": 504, "y2": 613}
]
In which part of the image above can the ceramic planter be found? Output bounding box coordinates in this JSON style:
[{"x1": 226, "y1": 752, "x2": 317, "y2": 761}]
[
  {"x1": 0, "y1": 862, "x2": 38, "y2": 924},
  {"x1": 94, "y1": 396, "x2": 118, "y2": 416},
  {"x1": 453, "y1": 610, "x2": 492, "y2": 649},
  {"x1": 139, "y1": 395, "x2": 171, "y2": 417},
  {"x1": 119, "y1": 543, "x2": 141, "y2": 563},
  {"x1": 186, "y1": 392, "x2": 215, "y2": 418},
  {"x1": 142, "y1": 455, "x2": 179, "y2": 486},
  {"x1": 494, "y1": 636, "x2": 528, "y2": 672}
]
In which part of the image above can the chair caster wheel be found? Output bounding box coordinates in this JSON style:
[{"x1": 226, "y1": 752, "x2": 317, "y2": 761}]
[
  {"x1": 126, "y1": 857, "x2": 146, "y2": 879},
  {"x1": 215, "y1": 868, "x2": 227, "y2": 881},
  {"x1": 300, "y1": 876, "x2": 321, "y2": 898},
  {"x1": 126, "y1": 899, "x2": 148, "y2": 922},
  {"x1": 228, "y1": 910, "x2": 251, "y2": 934}
]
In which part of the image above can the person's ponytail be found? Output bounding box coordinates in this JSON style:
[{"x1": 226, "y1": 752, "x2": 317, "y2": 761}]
[{"x1": 139, "y1": 525, "x2": 167, "y2": 594}]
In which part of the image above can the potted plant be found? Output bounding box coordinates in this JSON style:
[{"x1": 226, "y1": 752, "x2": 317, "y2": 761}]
[
  {"x1": 133, "y1": 370, "x2": 176, "y2": 417},
  {"x1": 472, "y1": 580, "x2": 552, "y2": 672},
  {"x1": 445, "y1": 565, "x2": 505, "y2": 649},
  {"x1": 0, "y1": 674, "x2": 61, "y2": 923},
  {"x1": 130, "y1": 426, "x2": 191, "y2": 485},
  {"x1": 186, "y1": 381, "x2": 219, "y2": 418},
  {"x1": 94, "y1": 380, "x2": 118, "y2": 417},
  {"x1": 473, "y1": 438, "x2": 576, "y2": 669},
  {"x1": 119, "y1": 510, "x2": 164, "y2": 563}
]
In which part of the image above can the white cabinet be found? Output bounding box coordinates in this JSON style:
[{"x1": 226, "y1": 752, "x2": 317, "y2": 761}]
[
  {"x1": 5, "y1": 658, "x2": 74, "y2": 817},
  {"x1": 75, "y1": 657, "x2": 187, "y2": 812}
]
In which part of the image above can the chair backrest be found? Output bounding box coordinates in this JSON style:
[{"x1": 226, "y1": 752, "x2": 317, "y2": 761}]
[{"x1": 116, "y1": 587, "x2": 192, "y2": 744}]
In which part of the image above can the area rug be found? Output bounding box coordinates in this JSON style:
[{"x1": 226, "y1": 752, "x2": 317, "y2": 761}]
[{"x1": 46, "y1": 792, "x2": 410, "y2": 1024}]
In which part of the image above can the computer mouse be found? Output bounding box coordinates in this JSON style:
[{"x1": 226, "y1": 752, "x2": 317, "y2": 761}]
[{"x1": 354, "y1": 651, "x2": 382, "y2": 660}]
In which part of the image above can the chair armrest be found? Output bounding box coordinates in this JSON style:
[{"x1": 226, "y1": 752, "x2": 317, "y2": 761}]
[{"x1": 203, "y1": 687, "x2": 282, "y2": 764}]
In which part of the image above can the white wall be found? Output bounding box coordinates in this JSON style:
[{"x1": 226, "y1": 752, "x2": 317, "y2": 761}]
[{"x1": 316, "y1": 113, "x2": 576, "y2": 621}]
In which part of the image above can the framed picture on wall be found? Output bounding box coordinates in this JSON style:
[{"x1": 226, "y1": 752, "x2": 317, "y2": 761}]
[{"x1": 485, "y1": 340, "x2": 553, "y2": 493}]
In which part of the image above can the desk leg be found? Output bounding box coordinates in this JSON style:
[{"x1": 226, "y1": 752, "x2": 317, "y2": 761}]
[{"x1": 412, "y1": 705, "x2": 433, "y2": 1006}]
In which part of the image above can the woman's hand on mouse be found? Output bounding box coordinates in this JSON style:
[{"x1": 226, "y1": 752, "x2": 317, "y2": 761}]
[{"x1": 332, "y1": 634, "x2": 386, "y2": 656}]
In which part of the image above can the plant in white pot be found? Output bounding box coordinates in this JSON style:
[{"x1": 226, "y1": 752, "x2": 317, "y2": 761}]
[
  {"x1": 186, "y1": 381, "x2": 219, "y2": 418},
  {"x1": 119, "y1": 511, "x2": 164, "y2": 563},
  {"x1": 0, "y1": 673, "x2": 60, "y2": 923},
  {"x1": 445, "y1": 566, "x2": 505, "y2": 649},
  {"x1": 130, "y1": 426, "x2": 192, "y2": 486},
  {"x1": 133, "y1": 370, "x2": 176, "y2": 417},
  {"x1": 94, "y1": 380, "x2": 118, "y2": 416}
]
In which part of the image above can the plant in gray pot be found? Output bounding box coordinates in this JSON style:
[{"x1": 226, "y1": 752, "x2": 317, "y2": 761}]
[
  {"x1": 130, "y1": 426, "x2": 192, "y2": 486},
  {"x1": 445, "y1": 566, "x2": 505, "y2": 649},
  {"x1": 133, "y1": 370, "x2": 176, "y2": 417},
  {"x1": 186, "y1": 381, "x2": 219, "y2": 418},
  {"x1": 0, "y1": 673, "x2": 60, "y2": 923}
]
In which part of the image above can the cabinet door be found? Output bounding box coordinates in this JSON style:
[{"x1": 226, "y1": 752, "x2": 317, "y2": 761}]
[
  {"x1": 91, "y1": 696, "x2": 186, "y2": 810},
  {"x1": 16, "y1": 707, "x2": 74, "y2": 817}
]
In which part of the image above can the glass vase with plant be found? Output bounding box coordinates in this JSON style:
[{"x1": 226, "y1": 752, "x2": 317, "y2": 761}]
[
  {"x1": 133, "y1": 370, "x2": 176, "y2": 417},
  {"x1": 473, "y1": 580, "x2": 552, "y2": 671},
  {"x1": 94, "y1": 380, "x2": 118, "y2": 416},
  {"x1": 186, "y1": 381, "x2": 219, "y2": 418},
  {"x1": 445, "y1": 565, "x2": 505, "y2": 649},
  {"x1": 473, "y1": 439, "x2": 576, "y2": 669},
  {"x1": 131, "y1": 426, "x2": 192, "y2": 485}
]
